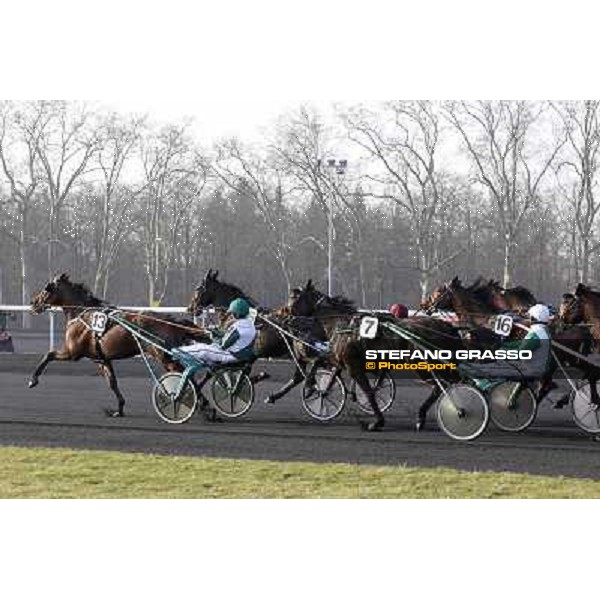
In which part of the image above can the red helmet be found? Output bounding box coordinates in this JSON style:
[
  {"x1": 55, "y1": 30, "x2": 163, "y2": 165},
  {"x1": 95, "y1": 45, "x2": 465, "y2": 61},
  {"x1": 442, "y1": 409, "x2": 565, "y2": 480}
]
[{"x1": 389, "y1": 303, "x2": 409, "y2": 318}]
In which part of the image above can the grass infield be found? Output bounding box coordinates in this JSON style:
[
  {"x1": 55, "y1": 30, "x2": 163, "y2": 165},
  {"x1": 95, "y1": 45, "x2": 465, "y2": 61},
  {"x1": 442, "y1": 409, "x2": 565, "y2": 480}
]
[{"x1": 0, "y1": 445, "x2": 598, "y2": 498}]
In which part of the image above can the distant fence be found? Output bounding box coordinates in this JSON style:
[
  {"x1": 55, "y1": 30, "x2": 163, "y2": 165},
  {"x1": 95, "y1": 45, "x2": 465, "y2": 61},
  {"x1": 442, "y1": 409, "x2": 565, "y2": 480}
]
[
  {"x1": 0, "y1": 305, "x2": 190, "y2": 351},
  {"x1": 1, "y1": 305, "x2": 456, "y2": 353}
]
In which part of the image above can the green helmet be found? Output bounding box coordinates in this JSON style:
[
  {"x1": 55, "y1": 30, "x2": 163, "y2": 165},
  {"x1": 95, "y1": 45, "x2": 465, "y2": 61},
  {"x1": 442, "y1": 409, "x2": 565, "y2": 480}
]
[{"x1": 228, "y1": 297, "x2": 250, "y2": 318}]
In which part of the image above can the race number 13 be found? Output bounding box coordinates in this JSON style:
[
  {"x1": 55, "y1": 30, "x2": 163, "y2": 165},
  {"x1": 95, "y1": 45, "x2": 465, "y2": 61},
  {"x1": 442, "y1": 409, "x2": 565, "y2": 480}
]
[
  {"x1": 494, "y1": 314, "x2": 513, "y2": 337},
  {"x1": 359, "y1": 316, "x2": 379, "y2": 339},
  {"x1": 91, "y1": 312, "x2": 108, "y2": 334}
]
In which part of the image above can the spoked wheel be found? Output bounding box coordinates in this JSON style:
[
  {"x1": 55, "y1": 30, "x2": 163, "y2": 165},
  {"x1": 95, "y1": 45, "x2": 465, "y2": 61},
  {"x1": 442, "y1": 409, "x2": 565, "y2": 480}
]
[
  {"x1": 354, "y1": 372, "x2": 396, "y2": 415},
  {"x1": 436, "y1": 384, "x2": 489, "y2": 441},
  {"x1": 570, "y1": 381, "x2": 600, "y2": 434},
  {"x1": 152, "y1": 372, "x2": 198, "y2": 424},
  {"x1": 488, "y1": 381, "x2": 537, "y2": 432},
  {"x1": 211, "y1": 369, "x2": 255, "y2": 418},
  {"x1": 302, "y1": 368, "x2": 346, "y2": 422}
]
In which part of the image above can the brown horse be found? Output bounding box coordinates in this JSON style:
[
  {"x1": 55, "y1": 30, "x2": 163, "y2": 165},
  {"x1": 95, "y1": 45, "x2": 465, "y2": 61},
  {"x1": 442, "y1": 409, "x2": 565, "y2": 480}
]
[
  {"x1": 188, "y1": 271, "x2": 328, "y2": 404},
  {"x1": 421, "y1": 276, "x2": 498, "y2": 327},
  {"x1": 426, "y1": 277, "x2": 600, "y2": 408},
  {"x1": 288, "y1": 281, "x2": 466, "y2": 431},
  {"x1": 467, "y1": 278, "x2": 537, "y2": 315},
  {"x1": 29, "y1": 273, "x2": 209, "y2": 417},
  {"x1": 560, "y1": 284, "x2": 600, "y2": 344}
]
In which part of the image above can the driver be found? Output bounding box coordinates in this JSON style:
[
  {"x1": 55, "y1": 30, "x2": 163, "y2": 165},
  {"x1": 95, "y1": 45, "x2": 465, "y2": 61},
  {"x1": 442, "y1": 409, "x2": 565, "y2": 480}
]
[
  {"x1": 389, "y1": 303, "x2": 409, "y2": 318},
  {"x1": 175, "y1": 298, "x2": 256, "y2": 367},
  {"x1": 459, "y1": 303, "x2": 552, "y2": 386}
]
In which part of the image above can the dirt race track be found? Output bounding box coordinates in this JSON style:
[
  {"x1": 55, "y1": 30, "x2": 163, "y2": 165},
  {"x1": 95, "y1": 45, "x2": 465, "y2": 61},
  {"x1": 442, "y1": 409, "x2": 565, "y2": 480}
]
[{"x1": 1, "y1": 353, "x2": 600, "y2": 480}]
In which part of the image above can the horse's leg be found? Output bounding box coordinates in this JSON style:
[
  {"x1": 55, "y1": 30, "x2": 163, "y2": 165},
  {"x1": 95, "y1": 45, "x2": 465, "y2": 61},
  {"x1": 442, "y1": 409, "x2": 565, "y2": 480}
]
[
  {"x1": 588, "y1": 370, "x2": 600, "y2": 407},
  {"x1": 416, "y1": 385, "x2": 442, "y2": 432},
  {"x1": 353, "y1": 371, "x2": 384, "y2": 432},
  {"x1": 537, "y1": 368, "x2": 558, "y2": 405},
  {"x1": 28, "y1": 348, "x2": 73, "y2": 388},
  {"x1": 264, "y1": 361, "x2": 307, "y2": 404},
  {"x1": 99, "y1": 361, "x2": 127, "y2": 418}
]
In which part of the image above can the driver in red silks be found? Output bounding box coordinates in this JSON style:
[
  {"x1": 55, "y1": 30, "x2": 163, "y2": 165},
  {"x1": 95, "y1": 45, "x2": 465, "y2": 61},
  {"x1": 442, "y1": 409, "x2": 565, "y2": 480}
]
[{"x1": 389, "y1": 303, "x2": 409, "y2": 319}]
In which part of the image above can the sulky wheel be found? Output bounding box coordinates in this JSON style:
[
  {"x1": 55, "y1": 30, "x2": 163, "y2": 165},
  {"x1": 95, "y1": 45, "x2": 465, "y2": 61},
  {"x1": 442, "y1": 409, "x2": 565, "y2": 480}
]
[
  {"x1": 302, "y1": 368, "x2": 346, "y2": 422},
  {"x1": 488, "y1": 381, "x2": 537, "y2": 432},
  {"x1": 355, "y1": 371, "x2": 396, "y2": 415},
  {"x1": 570, "y1": 381, "x2": 600, "y2": 434},
  {"x1": 436, "y1": 383, "x2": 489, "y2": 441},
  {"x1": 210, "y1": 369, "x2": 255, "y2": 418},
  {"x1": 152, "y1": 372, "x2": 198, "y2": 424}
]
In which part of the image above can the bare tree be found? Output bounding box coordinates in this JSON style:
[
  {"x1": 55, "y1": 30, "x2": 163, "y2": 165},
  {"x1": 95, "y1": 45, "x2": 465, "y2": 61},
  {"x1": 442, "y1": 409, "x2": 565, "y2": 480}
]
[
  {"x1": 213, "y1": 138, "x2": 296, "y2": 293},
  {"x1": 33, "y1": 101, "x2": 102, "y2": 275},
  {"x1": 139, "y1": 124, "x2": 207, "y2": 305},
  {"x1": 0, "y1": 102, "x2": 50, "y2": 324},
  {"x1": 344, "y1": 101, "x2": 463, "y2": 299},
  {"x1": 90, "y1": 113, "x2": 145, "y2": 296},
  {"x1": 553, "y1": 100, "x2": 600, "y2": 283},
  {"x1": 271, "y1": 107, "x2": 354, "y2": 296},
  {"x1": 445, "y1": 100, "x2": 564, "y2": 287}
]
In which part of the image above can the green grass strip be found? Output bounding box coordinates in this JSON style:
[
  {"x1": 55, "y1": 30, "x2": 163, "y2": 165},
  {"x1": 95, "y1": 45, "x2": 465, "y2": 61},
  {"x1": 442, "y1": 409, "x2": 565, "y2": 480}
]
[{"x1": 0, "y1": 445, "x2": 598, "y2": 498}]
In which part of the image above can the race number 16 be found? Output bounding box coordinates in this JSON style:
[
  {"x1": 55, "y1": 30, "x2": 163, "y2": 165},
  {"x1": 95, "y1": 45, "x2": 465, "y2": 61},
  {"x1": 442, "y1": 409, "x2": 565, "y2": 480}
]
[
  {"x1": 359, "y1": 316, "x2": 379, "y2": 339},
  {"x1": 494, "y1": 314, "x2": 513, "y2": 337}
]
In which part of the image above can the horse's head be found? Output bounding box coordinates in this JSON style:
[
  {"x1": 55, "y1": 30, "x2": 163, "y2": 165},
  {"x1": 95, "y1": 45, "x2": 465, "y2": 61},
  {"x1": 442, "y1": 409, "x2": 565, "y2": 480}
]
[
  {"x1": 188, "y1": 269, "x2": 221, "y2": 315},
  {"x1": 421, "y1": 277, "x2": 459, "y2": 311},
  {"x1": 570, "y1": 282, "x2": 600, "y2": 319},
  {"x1": 188, "y1": 269, "x2": 256, "y2": 316},
  {"x1": 30, "y1": 273, "x2": 72, "y2": 314},
  {"x1": 288, "y1": 279, "x2": 356, "y2": 318},
  {"x1": 289, "y1": 279, "x2": 322, "y2": 317},
  {"x1": 559, "y1": 293, "x2": 583, "y2": 324}
]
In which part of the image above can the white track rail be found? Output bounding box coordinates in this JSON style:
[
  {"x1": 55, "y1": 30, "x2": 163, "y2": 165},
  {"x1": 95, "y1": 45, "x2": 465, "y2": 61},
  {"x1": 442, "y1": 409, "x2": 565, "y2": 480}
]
[{"x1": 0, "y1": 305, "x2": 189, "y2": 351}]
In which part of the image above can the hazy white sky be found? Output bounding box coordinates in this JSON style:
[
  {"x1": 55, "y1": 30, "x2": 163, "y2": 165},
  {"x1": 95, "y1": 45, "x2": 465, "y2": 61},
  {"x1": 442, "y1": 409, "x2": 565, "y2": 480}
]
[{"x1": 102, "y1": 98, "x2": 328, "y2": 143}]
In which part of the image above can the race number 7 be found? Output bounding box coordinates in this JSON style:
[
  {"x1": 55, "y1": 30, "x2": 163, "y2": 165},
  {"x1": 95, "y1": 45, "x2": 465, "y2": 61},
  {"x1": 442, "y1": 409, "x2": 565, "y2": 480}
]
[
  {"x1": 494, "y1": 314, "x2": 513, "y2": 337},
  {"x1": 359, "y1": 316, "x2": 379, "y2": 339}
]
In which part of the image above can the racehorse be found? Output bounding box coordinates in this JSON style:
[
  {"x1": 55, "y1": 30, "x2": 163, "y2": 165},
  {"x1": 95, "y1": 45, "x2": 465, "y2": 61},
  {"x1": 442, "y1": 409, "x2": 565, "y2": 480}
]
[
  {"x1": 560, "y1": 284, "x2": 600, "y2": 344},
  {"x1": 467, "y1": 278, "x2": 537, "y2": 315},
  {"x1": 426, "y1": 277, "x2": 600, "y2": 409},
  {"x1": 29, "y1": 273, "x2": 209, "y2": 417},
  {"x1": 187, "y1": 270, "x2": 328, "y2": 404},
  {"x1": 288, "y1": 281, "x2": 465, "y2": 431},
  {"x1": 421, "y1": 276, "x2": 499, "y2": 327},
  {"x1": 491, "y1": 280, "x2": 537, "y2": 313}
]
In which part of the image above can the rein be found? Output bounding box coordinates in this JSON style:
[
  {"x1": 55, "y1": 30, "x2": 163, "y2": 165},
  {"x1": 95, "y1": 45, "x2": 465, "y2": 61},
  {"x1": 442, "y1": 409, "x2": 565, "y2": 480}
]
[{"x1": 36, "y1": 304, "x2": 207, "y2": 335}]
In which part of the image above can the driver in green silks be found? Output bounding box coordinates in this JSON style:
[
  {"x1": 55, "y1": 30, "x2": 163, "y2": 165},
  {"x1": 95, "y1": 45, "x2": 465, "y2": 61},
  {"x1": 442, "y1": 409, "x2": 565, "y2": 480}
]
[
  {"x1": 459, "y1": 304, "x2": 552, "y2": 389},
  {"x1": 175, "y1": 298, "x2": 256, "y2": 366}
]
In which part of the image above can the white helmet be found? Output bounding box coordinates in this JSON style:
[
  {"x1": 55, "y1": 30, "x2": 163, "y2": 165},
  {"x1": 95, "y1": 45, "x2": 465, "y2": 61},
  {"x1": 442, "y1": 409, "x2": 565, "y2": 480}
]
[{"x1": 528, "y1": 303, "x2": 551, "y2": 324}]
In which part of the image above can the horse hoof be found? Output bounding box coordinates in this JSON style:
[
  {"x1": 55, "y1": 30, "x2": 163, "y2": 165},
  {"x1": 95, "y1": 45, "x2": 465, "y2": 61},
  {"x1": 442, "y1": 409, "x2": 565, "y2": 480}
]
[
  {"x1": 27, "y1": 378, "x2": 38, "y2": 389},
  {"x1": 553, "y1": 397, "x2": 569, "y2": 410},
  {"x1": 416, "y1": 419, "x2": 425, "y2": 432},
  {"x1": 361, "y1": 420, "x2": 384, "y2": 432},
  {"x1": 104, "y1": 408, "x2": 124, "y2": 418},
  {"x1": 263, "y1": 396, "x2": 276, "y2": 405},
  {"x1": 251, "y1": 371, "x2": 270, "y2": 384}
]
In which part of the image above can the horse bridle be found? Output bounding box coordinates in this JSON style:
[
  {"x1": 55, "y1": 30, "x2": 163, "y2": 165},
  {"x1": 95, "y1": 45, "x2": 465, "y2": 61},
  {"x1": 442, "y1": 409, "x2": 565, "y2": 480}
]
[
  {"x1": 559, "y1": 294, "x2": 581, "y2": 322},
  {"x1": 424, "y1": 285, "x2": 452, "y2": 315}
]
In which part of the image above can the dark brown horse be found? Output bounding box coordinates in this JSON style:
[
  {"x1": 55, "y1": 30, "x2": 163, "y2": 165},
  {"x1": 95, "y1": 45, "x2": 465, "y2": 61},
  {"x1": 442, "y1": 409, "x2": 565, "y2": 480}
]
[
  {"x1": 467, "y1": 278, "x2": 537, "y2": 315},
  {"x1": 29, "y1": 273, "x2": 209, "y2": 417},
  {"x1": 188, "y1": 271, "x2": 328, "y2": 404},
  {"x1": 422, "y1": 276, "x2": 537, "y2": 323},
  {"x1": 421, "y1": 276, "x2": 498, "y2": 327},
  {"x1": 426, "y1": 277, "x2": 599, "y2": 408},
  {"x1": 560, "y1": 284, "x2": 600, "y2": 344},
  {"x1": 288, "y1": 281, "x2": 466, "y2": 431}
]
